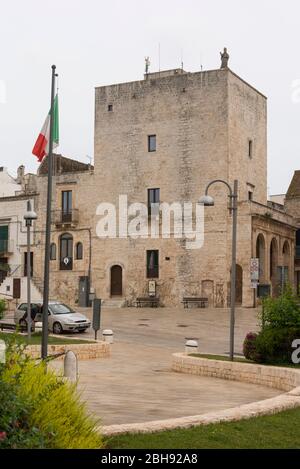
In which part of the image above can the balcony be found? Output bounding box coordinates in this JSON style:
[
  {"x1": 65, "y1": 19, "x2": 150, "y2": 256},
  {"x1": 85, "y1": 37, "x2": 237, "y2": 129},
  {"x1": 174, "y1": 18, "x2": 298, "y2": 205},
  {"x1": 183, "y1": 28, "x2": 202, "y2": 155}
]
[
  {"x1": 52, "y1": 209, "x2": 79, "y2": 228},
  {"x1": 0, "y1": 239, "x2": 14, "y2": 255}
]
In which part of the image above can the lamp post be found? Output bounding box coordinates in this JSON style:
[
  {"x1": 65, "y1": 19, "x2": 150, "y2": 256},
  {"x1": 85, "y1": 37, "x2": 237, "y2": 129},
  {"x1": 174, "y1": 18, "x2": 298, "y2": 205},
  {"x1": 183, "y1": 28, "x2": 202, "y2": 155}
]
[
  {"x1": 199, "y1": 179, "x2": 238, "y2": 361},
  {"x1": 24, "y1": 200, "x2": 37, "y2": 340}
]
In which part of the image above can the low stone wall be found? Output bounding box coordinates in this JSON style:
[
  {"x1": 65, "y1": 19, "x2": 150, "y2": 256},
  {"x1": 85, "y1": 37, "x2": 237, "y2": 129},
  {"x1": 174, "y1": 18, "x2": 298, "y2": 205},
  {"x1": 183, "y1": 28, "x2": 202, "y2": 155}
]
[
  {"x1": 102, "y1": 353, "x2": 300, "y2": 436},
  {"x1": 172, "y1": 353, "x2": 300, "y2": 392},
  {"x1": 26, "y1": 341, "x2": 110, "y2": 360}
]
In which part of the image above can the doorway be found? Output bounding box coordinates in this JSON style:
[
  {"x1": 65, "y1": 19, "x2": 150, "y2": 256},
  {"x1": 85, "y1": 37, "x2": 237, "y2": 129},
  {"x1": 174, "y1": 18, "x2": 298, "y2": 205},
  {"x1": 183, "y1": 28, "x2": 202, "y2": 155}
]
[
  {"x1": 110, "y1": 265, "x2": 122, "y2": 296},
  {"x1": 235, "y1": 264, "x2": 243, "y2": 305}
]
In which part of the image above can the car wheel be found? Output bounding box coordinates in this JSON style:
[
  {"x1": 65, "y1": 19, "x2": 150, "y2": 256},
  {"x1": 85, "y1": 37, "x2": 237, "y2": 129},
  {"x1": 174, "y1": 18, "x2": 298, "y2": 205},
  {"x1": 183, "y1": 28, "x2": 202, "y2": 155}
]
[{"x1": 53, "y1": 322, "x2": 63, "y2": 335}]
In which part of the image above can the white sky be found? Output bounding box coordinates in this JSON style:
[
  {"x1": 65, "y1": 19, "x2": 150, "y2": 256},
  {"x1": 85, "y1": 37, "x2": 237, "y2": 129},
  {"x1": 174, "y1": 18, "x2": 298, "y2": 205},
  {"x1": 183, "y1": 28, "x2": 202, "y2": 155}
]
[{"x1": 0, "y1": 0, "x2": 300, "y2": 195}]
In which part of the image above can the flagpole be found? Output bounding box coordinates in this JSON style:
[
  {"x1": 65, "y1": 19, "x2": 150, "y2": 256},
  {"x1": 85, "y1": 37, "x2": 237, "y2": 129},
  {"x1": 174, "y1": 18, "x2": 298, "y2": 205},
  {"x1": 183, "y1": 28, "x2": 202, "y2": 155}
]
[{"x1": 41, "y1": 64, "x2": 56, "y2": 360}]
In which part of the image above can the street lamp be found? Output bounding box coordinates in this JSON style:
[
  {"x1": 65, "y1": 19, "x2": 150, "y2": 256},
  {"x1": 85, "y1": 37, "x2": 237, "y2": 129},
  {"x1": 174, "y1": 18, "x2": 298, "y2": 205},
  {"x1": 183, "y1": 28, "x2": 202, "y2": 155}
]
[
  {"x1": 199, "y1": 179, "x2": 238, "y2": 361},
  {"x1": 24, "y1": 200, "x2": 37, "y2": 340}
]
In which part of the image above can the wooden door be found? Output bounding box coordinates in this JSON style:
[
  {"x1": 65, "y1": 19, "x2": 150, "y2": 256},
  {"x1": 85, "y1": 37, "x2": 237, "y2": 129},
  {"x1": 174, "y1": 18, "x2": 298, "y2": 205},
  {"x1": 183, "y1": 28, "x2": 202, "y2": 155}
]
[{"x1": 110, "y1": 265, "x2": 122, "y2": 296}]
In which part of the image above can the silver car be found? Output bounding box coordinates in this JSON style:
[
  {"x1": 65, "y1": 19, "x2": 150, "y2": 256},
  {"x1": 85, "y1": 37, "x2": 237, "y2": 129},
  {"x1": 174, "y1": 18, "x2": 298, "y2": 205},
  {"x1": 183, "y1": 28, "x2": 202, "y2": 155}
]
[{"x1": 14, "y1": 301, "x2": 91, "y2": 334}]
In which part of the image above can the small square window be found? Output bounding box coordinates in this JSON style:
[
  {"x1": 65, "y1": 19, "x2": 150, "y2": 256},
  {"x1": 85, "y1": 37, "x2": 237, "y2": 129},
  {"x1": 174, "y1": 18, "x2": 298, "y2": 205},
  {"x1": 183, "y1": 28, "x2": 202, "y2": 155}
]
[
  {"x1": 108, "y1": 104, "x2": 113, "y2": 112},
  {"x1": 148, "y1": 135, "x2": 156, "y2": 152},
  {"x1": 248, "y1": 191, "x2": 253, "y2": 201},
  {"x1": 248, "y1": 139, "x2": 253, "y2": 158}
]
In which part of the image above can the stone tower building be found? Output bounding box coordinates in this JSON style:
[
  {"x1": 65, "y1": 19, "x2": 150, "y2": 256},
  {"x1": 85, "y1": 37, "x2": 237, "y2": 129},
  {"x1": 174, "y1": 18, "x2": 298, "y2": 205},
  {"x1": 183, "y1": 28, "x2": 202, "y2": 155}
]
[{"x1": 91, "y1": 67, "x2": 275, "y2": 307}]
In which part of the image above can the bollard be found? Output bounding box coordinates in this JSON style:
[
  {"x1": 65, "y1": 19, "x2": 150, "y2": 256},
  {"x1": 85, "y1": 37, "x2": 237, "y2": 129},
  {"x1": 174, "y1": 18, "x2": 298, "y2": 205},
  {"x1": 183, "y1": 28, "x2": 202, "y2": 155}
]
[
  {"x1": 64, "y1": 350, "x2": 78, "y2": 382},
  {"x1": 103, "y1": 329, "x2": 114, "y2": 344},
  {"x1": 185, "y1": 339, "x2": 198, "y2": 355},
  {"x1": 0, "y1": 340, "x2": 6, "y2": 364}
]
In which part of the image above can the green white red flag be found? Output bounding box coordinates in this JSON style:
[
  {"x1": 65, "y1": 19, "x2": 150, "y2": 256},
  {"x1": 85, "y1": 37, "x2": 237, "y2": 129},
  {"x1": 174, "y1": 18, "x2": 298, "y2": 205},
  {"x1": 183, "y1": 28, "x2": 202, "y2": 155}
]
[{"x1": 32, "y1": 94, "x2": 59, "y2": 162}]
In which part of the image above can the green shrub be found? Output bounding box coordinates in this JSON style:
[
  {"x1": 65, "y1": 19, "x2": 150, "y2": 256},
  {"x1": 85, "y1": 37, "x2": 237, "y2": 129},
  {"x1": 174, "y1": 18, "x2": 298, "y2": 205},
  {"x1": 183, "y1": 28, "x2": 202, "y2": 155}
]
[
  {"x1": 260, "y1": 286, "x2": 300, "y2": 330},
  {"x1": 0, "y1": 299, "x2": 6, "y2": 320},
  {"x1": 0, "y1": 379, "x2": 48, "y2": 449},
  {"x1": 254, "y1": 327, "x2": 300, "y2": 364},
  {"x1": 1, "y1": 345, "x2": 103, "y2": 449}
]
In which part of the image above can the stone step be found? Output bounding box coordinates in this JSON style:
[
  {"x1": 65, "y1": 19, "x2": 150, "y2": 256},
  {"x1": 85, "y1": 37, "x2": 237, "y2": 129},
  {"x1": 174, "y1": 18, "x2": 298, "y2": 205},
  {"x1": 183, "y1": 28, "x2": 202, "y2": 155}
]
[{"x1": 101, "y1": 298, "x2": 125, "y2": 308}]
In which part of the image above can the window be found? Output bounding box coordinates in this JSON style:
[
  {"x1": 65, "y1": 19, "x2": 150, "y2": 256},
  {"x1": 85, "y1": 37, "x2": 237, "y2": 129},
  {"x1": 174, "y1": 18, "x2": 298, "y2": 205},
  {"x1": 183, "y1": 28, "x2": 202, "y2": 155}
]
[
  {"x1": 248, "y1": 191, "x2": 253, "y2": 201},
  {"x1": 148, "y1": 135, "x2": 156, "y2": 152},
  {"x1": 147, "y1": 250, "x2": 159, "y2": 278},
  {"x1": 50, "y1": 243, "x2": 56, "y2": 260},
  {"x1": 0, "y1": 225, "x2": 8, "y2": 253},
  {"x1": 248, "y1": 139, "x2": 253, "y2": 159},
  {"x1": 59, "y1": 233, "x2": 73, "y2": 270},
  {"x1": 147, "y1": 188, "x2": 160, "y2": 215},
  {"x1": 76, "y1": 242, "x2": 83, "y2": 260},
  {"x1": 62, "y1": 190, "x2": 72, "y2": 222},
  {"x1": 108, "y1": 104, "x2": 113, "y2": 112}
]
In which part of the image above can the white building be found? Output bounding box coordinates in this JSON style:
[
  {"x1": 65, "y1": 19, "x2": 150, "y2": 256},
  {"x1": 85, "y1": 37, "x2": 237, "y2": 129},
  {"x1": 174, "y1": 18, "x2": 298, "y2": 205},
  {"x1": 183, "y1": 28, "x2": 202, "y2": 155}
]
[{"x1": 0, "y1": 166, "x2": 41, "y2": 305}]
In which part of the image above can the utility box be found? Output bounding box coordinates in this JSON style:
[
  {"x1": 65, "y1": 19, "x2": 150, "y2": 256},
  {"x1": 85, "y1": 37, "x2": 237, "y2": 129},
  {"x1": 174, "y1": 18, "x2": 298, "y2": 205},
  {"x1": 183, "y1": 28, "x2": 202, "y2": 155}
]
[
  {"x1": 93, "y1": 298, "x2": 101, "y2": 339},
  {"x1": 78, "y1": 276, "x2": 90, "y2": 307}
]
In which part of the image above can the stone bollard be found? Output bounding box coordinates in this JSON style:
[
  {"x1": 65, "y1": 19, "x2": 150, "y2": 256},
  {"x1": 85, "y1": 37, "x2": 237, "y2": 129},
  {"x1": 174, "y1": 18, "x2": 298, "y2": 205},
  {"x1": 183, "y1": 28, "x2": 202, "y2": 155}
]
[
  {"x1": 0, "y1": 340, "x2": 6, "y2": 364},
  {"x1": 103, "y1": 329, "x2": 114, "y2": 344},
  {"x1": 64, "y1": 350, "x2": 78, "y2": 383},
  {"x1": 185, "y1": 339, "x2": 198, "y2": 355}
]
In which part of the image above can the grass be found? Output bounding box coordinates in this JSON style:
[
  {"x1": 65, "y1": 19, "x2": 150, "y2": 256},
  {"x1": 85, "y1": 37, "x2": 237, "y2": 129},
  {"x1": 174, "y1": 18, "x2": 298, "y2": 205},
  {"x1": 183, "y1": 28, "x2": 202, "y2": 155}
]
[
  {"x1": 191, "y1": 353, "x2": 300, "y2": 369},
  {"x1": 0, "y1": 331, "x2": 95, "y2": 345},
  {"x1": 106, "y1": 407, "x2": 300, "y2": 449},
  {"x1": 190, "y1": 353, "x2": 253, "y2": 363}
]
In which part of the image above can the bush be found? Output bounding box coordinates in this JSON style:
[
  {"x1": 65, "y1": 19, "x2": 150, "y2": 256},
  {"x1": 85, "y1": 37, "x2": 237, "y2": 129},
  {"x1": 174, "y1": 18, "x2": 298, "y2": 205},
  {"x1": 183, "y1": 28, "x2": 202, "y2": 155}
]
[
  {"x1": 243, "y1": 287, "x2": 300, "y2": 364},
  {"x1": 243, "y1": 332, "x2": 260, "y2": 362},
  {"x1": 0, "y1": 299, "x2": 6, "y2": 320},
  {"x1": 0, "y1": 343, "x2": 103, "y2": 449},
  {"x1": 255, "y1": 327, "x2": 300, "y2": 364},
  {"x1": 260, "y1": 286, "x2": 300, "y2": 330},
  {"x1": 0, "y1": 379, "x2": 49, "y2": 449}
]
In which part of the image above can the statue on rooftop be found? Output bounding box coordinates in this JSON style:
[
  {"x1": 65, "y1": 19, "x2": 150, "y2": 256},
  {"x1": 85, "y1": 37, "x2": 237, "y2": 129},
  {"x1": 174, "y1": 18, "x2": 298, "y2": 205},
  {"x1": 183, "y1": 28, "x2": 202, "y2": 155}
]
[
  {"x1": 220, "y1": 48, "x2": 229, "y2": 69},
  {"x1": 145, "y1": 57, "x2": 150, "y2": 74}
]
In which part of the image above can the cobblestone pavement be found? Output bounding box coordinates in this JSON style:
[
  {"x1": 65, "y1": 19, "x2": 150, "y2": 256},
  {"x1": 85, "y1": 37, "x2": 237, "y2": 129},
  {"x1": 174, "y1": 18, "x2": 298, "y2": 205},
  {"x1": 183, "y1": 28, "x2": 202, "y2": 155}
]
[{"x1": 52, "y1": 306, "x2": 280, "y2": 426}]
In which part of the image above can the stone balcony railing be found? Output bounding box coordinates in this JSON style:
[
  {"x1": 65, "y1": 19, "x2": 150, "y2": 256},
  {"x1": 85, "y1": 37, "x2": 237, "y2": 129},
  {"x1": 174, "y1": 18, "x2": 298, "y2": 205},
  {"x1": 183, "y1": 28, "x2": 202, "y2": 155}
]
[{"x1": 51, "y1": 209, "x2": 79, "y2": 228}]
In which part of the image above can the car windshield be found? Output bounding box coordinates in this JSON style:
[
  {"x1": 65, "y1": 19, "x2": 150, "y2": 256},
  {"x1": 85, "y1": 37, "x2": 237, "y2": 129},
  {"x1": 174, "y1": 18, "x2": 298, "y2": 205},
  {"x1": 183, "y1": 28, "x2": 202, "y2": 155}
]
[{"x1": 49, "y1": 303, "x2": 74, "y2": 315}]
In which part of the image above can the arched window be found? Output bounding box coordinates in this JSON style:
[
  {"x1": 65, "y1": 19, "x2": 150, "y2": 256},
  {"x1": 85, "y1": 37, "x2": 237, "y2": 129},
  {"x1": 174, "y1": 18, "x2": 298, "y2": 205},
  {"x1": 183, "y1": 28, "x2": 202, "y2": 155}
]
[
  {"x1": 50, "y1": 243, "x2": 56, "y2": 260},
  {"x1": 76, "y1": 242, "x2": 83, "y2": 260},
  {"x1": 59, "y1": 233, "x2": 73, "y2": 270}
]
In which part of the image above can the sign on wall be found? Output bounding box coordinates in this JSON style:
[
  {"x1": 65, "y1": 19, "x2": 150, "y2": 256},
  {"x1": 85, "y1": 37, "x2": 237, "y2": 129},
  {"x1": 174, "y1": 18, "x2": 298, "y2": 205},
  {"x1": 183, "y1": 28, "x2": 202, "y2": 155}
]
[{"x1": 250, "y1": 258, "x2": 259, "y2": 288}]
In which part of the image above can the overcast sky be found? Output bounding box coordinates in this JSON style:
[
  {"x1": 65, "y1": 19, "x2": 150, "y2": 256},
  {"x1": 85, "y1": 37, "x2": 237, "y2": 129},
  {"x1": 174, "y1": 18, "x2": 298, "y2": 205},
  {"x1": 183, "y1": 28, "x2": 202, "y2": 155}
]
[{"x1": 0, "y1": 0, "x2": 299, "y2": 194}]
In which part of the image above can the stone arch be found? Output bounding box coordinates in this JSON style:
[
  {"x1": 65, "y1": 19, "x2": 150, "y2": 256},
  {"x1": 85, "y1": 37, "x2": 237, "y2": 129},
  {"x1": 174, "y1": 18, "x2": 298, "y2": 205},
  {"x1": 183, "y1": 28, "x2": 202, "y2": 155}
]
[{"x1": 255, "y1": 233, "x2": 266, "y2": 282}]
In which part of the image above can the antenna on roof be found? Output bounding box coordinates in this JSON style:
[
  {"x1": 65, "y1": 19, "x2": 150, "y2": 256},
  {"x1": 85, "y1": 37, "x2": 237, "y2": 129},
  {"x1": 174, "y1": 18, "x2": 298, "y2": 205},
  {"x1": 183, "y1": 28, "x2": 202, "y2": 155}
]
[
  {"x1": 145, "y1": 56, "x2": 150, "y2": 76},
  {"x1": 200, "y1": 50, "x2": 203, "y2": 71},
  {"x1": 158, "y1": 43, "x2": 161, "y2": 72},
  {"x1": 181, "y1": 49, "x2": 183, "y2": 70}
]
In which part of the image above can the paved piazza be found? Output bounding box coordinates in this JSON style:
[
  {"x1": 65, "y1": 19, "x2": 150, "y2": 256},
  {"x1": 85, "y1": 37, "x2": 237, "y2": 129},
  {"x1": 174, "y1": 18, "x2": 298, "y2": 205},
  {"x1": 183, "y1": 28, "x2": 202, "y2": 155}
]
[{"x1": 51, "y1": 306, "x2": 280, "y2": 425}]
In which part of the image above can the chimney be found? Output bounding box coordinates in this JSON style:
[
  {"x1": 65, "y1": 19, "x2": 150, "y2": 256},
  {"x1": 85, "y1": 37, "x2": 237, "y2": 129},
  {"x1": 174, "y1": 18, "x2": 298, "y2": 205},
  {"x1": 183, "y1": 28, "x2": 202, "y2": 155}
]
[{"x1": 16, "y1": 165, "x2": 25, "y2": 184}]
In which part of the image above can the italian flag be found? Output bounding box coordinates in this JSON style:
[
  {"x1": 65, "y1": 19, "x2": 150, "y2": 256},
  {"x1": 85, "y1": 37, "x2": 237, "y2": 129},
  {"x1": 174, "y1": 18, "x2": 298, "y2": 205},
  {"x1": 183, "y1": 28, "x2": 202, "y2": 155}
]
[{"x1": 32, "y1": 94, "x2": 59, "y2": 162}]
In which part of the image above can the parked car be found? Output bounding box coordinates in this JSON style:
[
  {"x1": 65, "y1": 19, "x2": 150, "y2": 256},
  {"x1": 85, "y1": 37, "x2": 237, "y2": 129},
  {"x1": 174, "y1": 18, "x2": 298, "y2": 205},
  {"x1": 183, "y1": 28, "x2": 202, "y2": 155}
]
[{"x1": 14, "y1": 301, "x2": 91, "y2": 334}]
